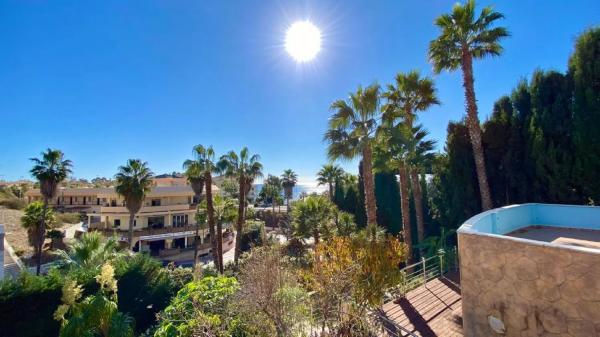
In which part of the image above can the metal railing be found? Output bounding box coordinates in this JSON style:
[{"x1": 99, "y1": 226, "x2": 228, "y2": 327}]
[{"x1": 385, "y1": 247, "x2": 459, "y2": 302}]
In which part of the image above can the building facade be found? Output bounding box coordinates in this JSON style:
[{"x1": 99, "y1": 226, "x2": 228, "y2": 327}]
[{"x1": 26, "y1": 184, "x2": 234, "y2": 260}]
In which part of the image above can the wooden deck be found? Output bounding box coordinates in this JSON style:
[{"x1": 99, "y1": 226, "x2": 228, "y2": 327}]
[{"x1": 378, "y1": 272, "x2": 463, "y2": 337}]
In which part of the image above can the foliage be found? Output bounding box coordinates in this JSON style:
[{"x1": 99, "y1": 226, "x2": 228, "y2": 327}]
[
  {"x1": 115, "y1": 159, "x2": 154, "y2": 246},
  {"x1": 291, "y1": 195, "x2": 336, "y2": 243},
  {"x1": 21, "y1": 201, "x2": 57, "y2": 256},
  {"x1": 240, "y1": 220, "x2": 265, "y2": 252},
  {"x1": 54, "y1": 232, "x2": 126, "y2": 280},
  {"x1": 54, "y1": 263, "x2": 134, "y2": 337},
  {"x1": 154, "y1": 276, "x2": 239, "y2": 337},
  {"x1": 0, "y1": 272, "x2": 64, "y2": 337},
  {"x1": 0, "y1": 187, "x2": 27, "y2": 209},
  {"x1": 317, "y1": 164, "x2": 344, "y2": 200},
  {"x1": 234, "y1": 247, "x2": 310, "y2": 337},
  {"x1": 307, "y1": 232, "x2": 406, "y2": 331},
  {"x1": 114, "y1": 254, "x2": 176, "y2": 334},
  {"x1": 281, "y1": 169, "x2": 298, "y2": 203}
]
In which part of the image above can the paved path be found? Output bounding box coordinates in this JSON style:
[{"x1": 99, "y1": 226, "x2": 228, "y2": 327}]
[{"x1": 379, "y1": 272, "x2": 463, "y2": 337}]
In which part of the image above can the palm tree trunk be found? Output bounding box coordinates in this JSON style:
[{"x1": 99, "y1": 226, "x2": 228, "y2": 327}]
[
  {"x1": 128, "y1": 211, "x2": 135, "y2": 250},
  {"x1": 328, "y1": 183, "x2": 334, "y2": 201},
  {"x1": 410, "y1": 167, "x2": 425, "y2": 245},
  {"x1": 461, "y1": 49, "x2": 493, "y2": 211},
  {"x1": 398, "y1": 162, "x2": 413, "y2": 261},
  {"x1": 216, "y1": 221, "x2": 224, "y2": 274},
  {"x1": 37, "y1": 199, "x2": 49, "y2": 275},
  {"x1": 205, "y1": 174, "x2": 220, "y2": 272},
  {"x1": 234, "y1": 175, "x2": 245, "y2": 264},
  {"x1": 193, "y1": 217, "x2": 200, "y2": 272},
  {"x1": 361, "y1": 145, "x2": 378, "y2": 226}
]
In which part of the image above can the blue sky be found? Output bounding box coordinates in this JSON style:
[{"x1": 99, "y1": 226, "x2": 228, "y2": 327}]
[{"x1": 1, "y1": 1, "x2": 598, "y2": 184}]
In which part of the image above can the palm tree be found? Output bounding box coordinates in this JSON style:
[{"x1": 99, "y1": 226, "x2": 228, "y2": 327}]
[
  {"x1": 183, "y1": 145, "x2": 220, "y2": 272},
  {"x1": 374, "y1": 124, "x2": 413, "y2": 258},
  {"x1": 21, "y1": 201, "x2": 56, "y2": 267},
  {"x1": 429, "y1": 0, "x2": 508, "y2": 210},
  {"x1": 316, "y1": 164, "x2": 344, "y2": 201},
  {"x1": 382, "y1": 71, "x2": 440, "y2": 127},
  {"x1": 281, "y1": 169, "x2": 298, "y2": 212},
  {"x1": 114, "y1": 159, "x2": 154, "y2": 249},
  {"x1": 211, "y1": 195, "x2": 237, "y2": 272},
  {"x1": 381, "y1": 71, "x2": 440, "y2": 257},
  {"x1": 54, "y1": 231, "x2": 125, "y2": 273},
  {"x1": 218, "y1": 147, "x2": 263, "y2": 263},
  {"x1": 291, "y1": 195, "x2": 335, "y2": 244},
  {"x1": 324, "y1": 84, "x2": 381, "y2": 226},
  {"x1": 30, "y1": 148, "x2": 72, "y2": 274},
  {"x1": 405, "y1": 125, "x2": 437, "y2": 247}
]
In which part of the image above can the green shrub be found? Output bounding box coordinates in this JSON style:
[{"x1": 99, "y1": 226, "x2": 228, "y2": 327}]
[
  {"x1": 114, "y1": 254, "x2": 179, "y2": 334},
  {"x1": 0, "y1": 271, "x2": 63, "y2": 337}
]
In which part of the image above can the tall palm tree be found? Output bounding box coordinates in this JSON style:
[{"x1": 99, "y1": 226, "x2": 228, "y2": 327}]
[
  {"x1": 184, "y1": 145, "x2": 220, "y2": 272},
  {"x1": 218, "y1": 147, "x2": 263, "y2": 263},
  {"x1": 30, "y1": 148, "x2": 72, "y2": 274},
  {"x1": 324, "y1": 84, "x2": 381, "y2": 226},
  {"x1": 405, "y1": 125, "x2": 437, "y2": 247},
  {"x1": 114, "y1": 159, "x2": 154, "y2": 249},
  {"x1": 374, "y1": 124, "x2": 413, "y2": 258},
  {"x1": 381, "y1": 71, "x2": 440, "y2": 258},
  {"x1": 316, "y1": 164, "x2": 344, "y2": 201},
  {"x1": 429, "y1": 0, "x2": 508, "y2": 210},
  {"x1": 281, "y1": 169, "x2": 298, "y2": 212}
]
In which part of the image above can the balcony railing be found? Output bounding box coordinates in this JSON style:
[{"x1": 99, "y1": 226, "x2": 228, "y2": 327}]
[
  {"x1": 89, "y1": 204, "x2": 193, "y2": 214},
  {"x1": 89, "y1": 223, "x2": 197, "y2": 237}
]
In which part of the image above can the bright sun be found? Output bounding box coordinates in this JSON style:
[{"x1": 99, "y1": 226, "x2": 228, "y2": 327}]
[{"x1": 285, "y1": 21, "x2": 321, "y2": 63}]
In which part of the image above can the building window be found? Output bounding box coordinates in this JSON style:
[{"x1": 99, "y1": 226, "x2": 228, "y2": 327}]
[
  {"x1": 97, "y1": 198, "x2": 100, "y2": 205},
  {"x1": 113, "y1": 219, "x2": 121, "y2": 228},
  {"x1": 151, "y1": 199, "x2": 161, "y2": 206}
]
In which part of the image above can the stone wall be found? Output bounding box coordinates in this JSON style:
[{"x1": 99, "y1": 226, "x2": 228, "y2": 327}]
[{"x1": 459, "y1": 232, "x2": 600, "y2": 337}]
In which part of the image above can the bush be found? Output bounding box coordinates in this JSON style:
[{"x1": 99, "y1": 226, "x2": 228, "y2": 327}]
[
  {"x1": 55, "y1": 212, "x2": 83, "y2": 225},
  {"x1": 0, "y1": 198, "x2": 26, "y2": 210},
  {"x1": 114, "y1": 254, "x2": 179, "y2": 334},
  {"x1": 0, "y1": 271, "x2": 63, "y2": 337},
  {"x1": 240, "y1": 221, "x2": 265, "y2": 252}
]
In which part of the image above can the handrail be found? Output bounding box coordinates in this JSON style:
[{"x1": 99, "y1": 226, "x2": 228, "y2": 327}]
[{"x1": 385, "y1": 247, "x2": 459, "y2": 301}]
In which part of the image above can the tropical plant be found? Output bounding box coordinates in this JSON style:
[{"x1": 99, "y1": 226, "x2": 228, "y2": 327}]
[
  {"x1": 316, "y1": 164, "x2": 344, "y2": 201},
  {"x1": 373, "y1": 123, "x2": 414, "y2": 257},
  {"x1": 114, "y1": 159, "x2": 154, "y2": 248},
  {"x1": 154, "y1": 276, "x2": 239, "y2": 337},
  {"x1": 291, "y1": 195, "x2": 336, "y2": 244},
  {"x1": 54, "y1": 264, "x2": 134, "y2": 337},
  {"x1": 21, "y1": 201, "x2": 57, "y2": 262},
  {"x1": 261, "y1": 174, "x2": 283, "y2": 213},
  {"x1": 30, "y1": 149, "x2": 72, "y2": 274},
  {"x1": 54, "y1": 232, "x2": 125, "y2": 276},
  {"x1": 280, "y1": 169, "x2": 298, "y2": 212},
  {"x1": 184, "y1": 145, "x2": 220, "y2": 272},
  {"x1": 218, "y1": 147, "x2": 263, "y2": 263},
  {"x1": 198, "y1": 194, "x2": 237, "y2": 273},
  {"x1": 335, "y1": 211, "x2": 357, "y2": 237},
  {"x1": 429, "y1": 0, "x2": 509, "y2": 210},
  {"x1": 405, "y1": 125, "x2": 436, "y2": 247},
  {"x1": 324, "y1": 84, "x2": 381, "y2": 226}
]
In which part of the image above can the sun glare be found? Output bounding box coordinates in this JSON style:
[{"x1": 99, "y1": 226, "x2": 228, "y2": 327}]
[{"x1": 285, "y1": 21, "x2": 321, "y2": 63}]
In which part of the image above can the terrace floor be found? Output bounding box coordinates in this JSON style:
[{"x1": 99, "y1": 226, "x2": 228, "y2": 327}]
[
  {"x1": 378, "y1": 271, "x2": 463, "y2": 337},
  {"x1": 507, "y1": 225, "x2": 600, "y2": 250}
]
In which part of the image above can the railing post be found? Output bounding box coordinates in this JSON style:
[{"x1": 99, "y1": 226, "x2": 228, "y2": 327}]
[
  {"x1": 454, "y1": 246, "x2": 458, "y2": 272},
  {"x1": 438, "y1": 248, "x2": 445, "y2": 276},
  {"x1": 421, "y1": 257, "x2": 426, "y2": 284}
]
